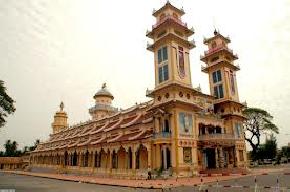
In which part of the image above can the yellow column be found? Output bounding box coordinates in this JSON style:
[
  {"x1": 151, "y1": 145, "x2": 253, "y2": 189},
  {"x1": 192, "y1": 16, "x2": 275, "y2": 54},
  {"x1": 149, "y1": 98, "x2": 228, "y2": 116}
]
[
  {"x1": 215, "y1": 147, "x2": 219, "y2": 168},
  {"x1": 155, "y1": 144, "x2": 161, "y2": 168},
  {"x1": 147, "y1": 144, "x2": 152, "y2": 168},
  {"x1": 173, "y1": 110, "x2": 179, "y2": 174},
  {"x1": 132, "y1": 146, "x2": 136, "y2": 170}
]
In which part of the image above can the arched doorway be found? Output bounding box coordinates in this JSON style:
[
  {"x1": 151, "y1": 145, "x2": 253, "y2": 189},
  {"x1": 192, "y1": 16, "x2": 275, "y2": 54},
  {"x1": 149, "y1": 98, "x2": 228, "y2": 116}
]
[
  {"x1": 64, "y1": 151, "x2": 68, "y2": 166},
  {"x1": 72, "y1": 151, "x2": 78, "y2": 166},
  {"x1": 84, "y1": 151, "x2": 89, "y2": 167},
  {"x1": 112, "y1": 150, "x2": 117, "y2": 169},
  {"x1": 117, "y1": 147, "x2": 126, "y2": 169},
  {"x1": 136, "y1": 145, "x2": 148, "y2": 169},
  {"x1": 128, "y1": 147, "x2": 132, "y2": 169}
]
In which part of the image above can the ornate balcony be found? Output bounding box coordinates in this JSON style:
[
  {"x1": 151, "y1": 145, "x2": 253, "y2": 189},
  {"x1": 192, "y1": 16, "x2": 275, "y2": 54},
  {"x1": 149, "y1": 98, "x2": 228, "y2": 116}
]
[
  {"x1": 153, "y1": 132, "x2": 171, "y2": 139},
  {"x1": 198, "y1": 133, "x2": 236, "y2": 141}
]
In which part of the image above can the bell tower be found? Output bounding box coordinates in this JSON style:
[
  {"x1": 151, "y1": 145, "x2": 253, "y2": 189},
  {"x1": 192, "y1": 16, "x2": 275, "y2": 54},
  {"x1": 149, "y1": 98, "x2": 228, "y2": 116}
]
[
  {"x1": 147, "y1": 1, "x2": 195, "y2": 90},
  {"x1": 201, "y1": 30, "x2": 240, "y2": 102},
  {"x1": 201, "y1": 30, "x2": 246, "y2": 137}
]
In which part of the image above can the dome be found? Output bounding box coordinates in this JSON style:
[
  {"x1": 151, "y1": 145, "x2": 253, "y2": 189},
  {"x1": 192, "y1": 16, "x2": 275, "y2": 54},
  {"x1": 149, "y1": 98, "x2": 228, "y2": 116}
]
[{"x1": 93, "y1": 83, "x2": 114, "y2": 99}]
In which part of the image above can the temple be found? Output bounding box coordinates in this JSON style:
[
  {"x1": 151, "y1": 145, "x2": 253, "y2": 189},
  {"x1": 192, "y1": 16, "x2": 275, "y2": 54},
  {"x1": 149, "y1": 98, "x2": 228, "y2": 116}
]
[{"x1": 30, "y1": 2, "x2": 247, "y2": 178}]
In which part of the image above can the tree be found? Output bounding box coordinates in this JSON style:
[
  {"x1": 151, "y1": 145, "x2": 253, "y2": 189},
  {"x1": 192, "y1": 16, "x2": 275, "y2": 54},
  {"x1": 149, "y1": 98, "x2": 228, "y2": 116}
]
[
  {"x1": 263, "y1": 134, "x2": 277, "y2": 159},
  {"x1": 0, "y1": 80, "x2": 16, "y2": 127},
  {"x1": 281, "y1": 145, "x2": 290, "y2": 159},
  {"x1": 4, "y1": 139, "x2": 18, "y2": 156},
  {"x1": 243, "y1": 107, "x2": 278, "y2": 159}
]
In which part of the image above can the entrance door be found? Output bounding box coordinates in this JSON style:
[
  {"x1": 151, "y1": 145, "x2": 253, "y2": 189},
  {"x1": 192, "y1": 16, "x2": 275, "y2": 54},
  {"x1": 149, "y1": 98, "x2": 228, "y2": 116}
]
[
  {"x1": 206, "y1": 148, "x2": 216, "y2": 168},
  {"x1": 166, "y1": 148, "x2": 171, "y2": 168}
]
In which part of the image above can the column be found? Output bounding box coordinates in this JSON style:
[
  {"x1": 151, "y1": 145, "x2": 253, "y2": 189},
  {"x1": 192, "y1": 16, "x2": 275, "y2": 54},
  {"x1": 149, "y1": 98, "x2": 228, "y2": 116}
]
[
  {"x1": 162, "y1": 145, "x2": 167, "y2": 169},
  {"x1": 132, "y1": 147, "x2": 136, "y2": 170},
  {"x1": 155, "y1": 144, "x2": 161, "y2": 168},
  {"x1": 219, "y1": 147, "x2": 224, "y2": 168},
  {"x1": 215, "y1": 147, "x2": 219, "y2": 168},
  {"x1": 108, "y1": 151, "x2": 112, "y2": 169},
  {"x1": 78, "y1": 152, "x2": 81, "y2": 167},
  {"x1": 92, "y1": 152, "x2": 96, "y2": 167},
  {"x1": 147, "y1": 144, "x2": 151, "y2": 168}
]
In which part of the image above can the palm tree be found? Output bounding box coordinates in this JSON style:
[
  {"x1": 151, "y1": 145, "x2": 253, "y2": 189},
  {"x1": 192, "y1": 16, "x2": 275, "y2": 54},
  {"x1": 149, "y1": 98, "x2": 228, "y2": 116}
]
[{"x1": 0, "y1": 80, "x2": 16, "y2": 128}]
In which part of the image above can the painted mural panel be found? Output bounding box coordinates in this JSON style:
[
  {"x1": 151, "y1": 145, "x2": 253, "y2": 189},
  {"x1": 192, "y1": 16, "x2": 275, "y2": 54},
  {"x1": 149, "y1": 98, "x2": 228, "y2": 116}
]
[
  {"x1": 183, "y1": 147, "x2": 192, "y2": 163},
  {"x1": 179, "y1": 112, "x2": 193, "y2": 135}
]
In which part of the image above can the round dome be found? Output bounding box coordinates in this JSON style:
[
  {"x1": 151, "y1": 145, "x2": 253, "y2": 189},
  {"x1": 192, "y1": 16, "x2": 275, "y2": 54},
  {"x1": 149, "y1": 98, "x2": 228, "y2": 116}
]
[{"x1": 93, "y1": 83, "x2": 114, "y2": 99}]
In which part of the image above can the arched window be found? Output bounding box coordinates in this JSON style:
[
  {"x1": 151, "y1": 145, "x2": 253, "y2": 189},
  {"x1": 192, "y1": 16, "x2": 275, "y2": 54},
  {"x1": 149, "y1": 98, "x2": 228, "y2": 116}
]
[
  {"x1": 164, "y1": 119, "x2": 170, "y2": 132},
  {"x1": 212, "y1": 41, "x2": 217, "y2": 49}
]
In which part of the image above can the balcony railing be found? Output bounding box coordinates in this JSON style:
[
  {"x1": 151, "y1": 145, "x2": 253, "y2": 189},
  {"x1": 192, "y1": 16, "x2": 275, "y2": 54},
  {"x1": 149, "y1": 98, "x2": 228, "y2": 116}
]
[
  {"x1": 203, "y1": 45, "x2": 234, "y2": 57},
  {"x1": 153, "y1": 132, "x2": 171, "y2": 139},
  {"x1": 198, "y1": 133, "x2": 236, "y2": 140},
  {"x1": 152, "y1": 15, "x2": 187, "y2": 29}
]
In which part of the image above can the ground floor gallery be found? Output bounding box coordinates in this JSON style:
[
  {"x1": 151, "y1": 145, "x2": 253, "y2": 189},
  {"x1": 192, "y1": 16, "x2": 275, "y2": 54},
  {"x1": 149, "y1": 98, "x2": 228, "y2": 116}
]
[{"x1": 30, "y1": 142, "x2": 247, "y2": 178}]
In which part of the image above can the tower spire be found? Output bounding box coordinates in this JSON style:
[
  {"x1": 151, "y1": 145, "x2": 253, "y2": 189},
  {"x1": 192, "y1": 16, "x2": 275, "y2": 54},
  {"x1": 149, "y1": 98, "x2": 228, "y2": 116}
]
[
  {"x1": 52, "y1": 101, "x2": 68, "y2": 134},
  {"x1": 147, "y1": 2, "x2": 195, "y2": 90},
  {"x1": 59, "y1": 101, "x2": 64, "y2": 111}
]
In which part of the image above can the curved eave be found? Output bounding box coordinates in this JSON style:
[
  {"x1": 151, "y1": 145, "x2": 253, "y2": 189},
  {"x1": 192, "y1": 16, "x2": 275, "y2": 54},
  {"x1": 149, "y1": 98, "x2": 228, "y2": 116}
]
[
  {"x1": 153, "y1": 3, "x2": 185, "y2": 17},
  {"x1": 221, "y1": 113, "x2": 247, "y2": 120},
  {"x1": 214, "y1": 99, "x2": 245, "y2": 108},
  {"x1": 201, "y1": 62, "x2": 240, "y2": 73},
  {"x1": 147, "y1": 33, "x2": 195, "y2": 52},
  {"x1": 200, "y1": 49, "x2": 238, "y2": 62},
  {"x1": 204, "y1": 34, "x2": 231, "y2": 44},
  {"x1": 146, "y1": 19, "x2": 194, "y2": 39}
]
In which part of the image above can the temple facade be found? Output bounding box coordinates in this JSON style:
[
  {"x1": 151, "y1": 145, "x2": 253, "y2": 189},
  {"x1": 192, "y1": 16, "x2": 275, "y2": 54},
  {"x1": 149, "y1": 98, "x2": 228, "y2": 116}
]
[{"x1": 30, "y1": 2, "x2": 247, "y2": 178}]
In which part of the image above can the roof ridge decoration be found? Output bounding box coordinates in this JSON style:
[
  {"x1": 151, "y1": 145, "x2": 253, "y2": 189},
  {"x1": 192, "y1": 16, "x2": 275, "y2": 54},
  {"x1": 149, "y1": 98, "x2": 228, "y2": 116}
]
[
  {"x1": 77, "y1": 137, "x2": 92, "y2": 147},
  {"x1": 91, "y1": 135, "x2": 106, "y2": 145},
  {"x1": 107, "y1": 132, "x2": 123, "y2": 143},
  {"x1": 129, "y1": 129, "x2": 146, "y2": 141},
  {"x1": 142, "y1": 117, "x2": 153, "y2": 124},
  {"x1": 90, "y1": 121, "x2": 109, "y2": 135},
  {"x1": 152, "y1": 1, "x2": 185, "y2": 17},
  {"x1": 120, "y1": 113, "x2": 142, "y2": 128},
  {"x1": 104, "y1": 118, "x2": 123, "y2": 132}
]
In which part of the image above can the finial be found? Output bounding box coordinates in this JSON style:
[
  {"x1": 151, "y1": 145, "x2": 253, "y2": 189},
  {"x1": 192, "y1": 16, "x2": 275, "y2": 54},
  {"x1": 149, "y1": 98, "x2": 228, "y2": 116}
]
[
  {"x1": 197, "y1": 84, "x2": 201, "y2": 92},
  {"x1": 60, "y1": 101, "x2": 64, "y2": 111},
  {"x1": 102, "y1": 82, "x2": 106, "y2": 89},
  {"x1": 181, "y1": 6, "x2": 184, "y2": 12},
  {"x1": 214, "y1": 29, "x2": 218, "y2": 35}
]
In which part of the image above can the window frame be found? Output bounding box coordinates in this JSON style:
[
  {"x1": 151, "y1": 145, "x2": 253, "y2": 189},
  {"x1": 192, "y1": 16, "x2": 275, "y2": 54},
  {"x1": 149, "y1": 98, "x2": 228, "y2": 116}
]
[{"x1": 157, "y1": 46, "x2": 169, "y2": 83}]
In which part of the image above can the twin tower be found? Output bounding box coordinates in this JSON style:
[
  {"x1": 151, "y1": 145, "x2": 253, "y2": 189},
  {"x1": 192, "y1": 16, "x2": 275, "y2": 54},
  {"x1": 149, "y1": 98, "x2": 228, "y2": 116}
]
[
  {"x1": 147, "y1": 2, "x2": 241, "y2": 110},
  {"x1": 52, "y1": 2, "x2": 242, "y2": 134}
]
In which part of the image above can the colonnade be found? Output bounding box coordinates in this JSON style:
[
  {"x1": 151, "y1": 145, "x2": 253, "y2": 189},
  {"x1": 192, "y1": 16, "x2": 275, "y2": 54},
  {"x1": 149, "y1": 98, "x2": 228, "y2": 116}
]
[{"x1": 30, "y1": 144, "x2": 150, "y2": 172}]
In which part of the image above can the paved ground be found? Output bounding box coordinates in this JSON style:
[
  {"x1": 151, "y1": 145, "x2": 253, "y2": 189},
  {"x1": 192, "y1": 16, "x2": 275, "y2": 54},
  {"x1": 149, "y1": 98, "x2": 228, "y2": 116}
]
[
  {"x1": 0, "y1": 173, "x2": 144, "y2": 192},
  {"x1": 1, "y1": 165, "x2": 290, "y2": 191},
  {"x1": 1, "y1": 172, "x2": 290, "y2": 192}
]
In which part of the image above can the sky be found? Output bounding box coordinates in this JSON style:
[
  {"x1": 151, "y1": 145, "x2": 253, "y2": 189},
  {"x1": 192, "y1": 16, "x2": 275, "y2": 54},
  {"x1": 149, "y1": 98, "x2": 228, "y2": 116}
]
[{"x1": 0, "y1": 0, "x2": 290, "y2": 151}]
